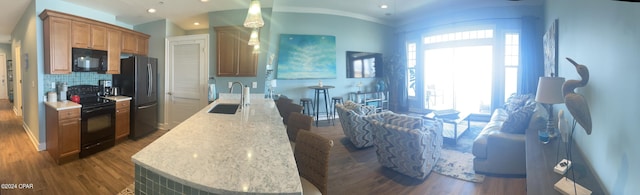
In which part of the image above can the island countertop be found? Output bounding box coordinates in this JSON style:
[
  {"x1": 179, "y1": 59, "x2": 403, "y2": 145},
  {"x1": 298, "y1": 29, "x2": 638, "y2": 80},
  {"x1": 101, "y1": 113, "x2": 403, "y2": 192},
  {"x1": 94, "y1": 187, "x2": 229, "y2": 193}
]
[{"x1": 131, "y1": 94, "x2": 302, "y2": 194}]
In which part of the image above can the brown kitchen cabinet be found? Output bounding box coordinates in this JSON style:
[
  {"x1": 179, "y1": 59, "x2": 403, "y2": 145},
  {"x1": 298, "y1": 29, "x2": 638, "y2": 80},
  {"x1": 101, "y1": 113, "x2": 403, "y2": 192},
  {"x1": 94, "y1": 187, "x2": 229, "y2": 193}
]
[
  {"x1": 215, "y1": 26, "x2": 257, "y2": 77},
  {"x1": 41, "y1": 12, "x2": 72, "y2": 74},
  {"x1": 122, "y1": 32, "x2": 149, "y2": 56},
  {"x1": 46, "y1": 107, "x2": 81, "y2": 164},
  {"x1": 71, "y1": 21, "x2": 107, "y2": 51},
  {"x1": 106, "y1": 28, "x2": 122, "y2": 74},
  {"x1": 40, "y1": 9, "x2": 149, "y2": 75},
  {"x1": 115, "y1": 100, "x2": 130, "y2": 142}
]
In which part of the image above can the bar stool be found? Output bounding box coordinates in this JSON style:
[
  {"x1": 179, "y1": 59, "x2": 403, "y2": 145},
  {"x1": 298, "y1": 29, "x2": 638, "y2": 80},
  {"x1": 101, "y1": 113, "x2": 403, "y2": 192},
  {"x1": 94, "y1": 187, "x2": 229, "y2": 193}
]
[
  {"x1": 300, "y1": 98, "x2": 314, "y2": 116},
  {"x1": 331, "y1": 96, "x2": 343, "y2": 125}
]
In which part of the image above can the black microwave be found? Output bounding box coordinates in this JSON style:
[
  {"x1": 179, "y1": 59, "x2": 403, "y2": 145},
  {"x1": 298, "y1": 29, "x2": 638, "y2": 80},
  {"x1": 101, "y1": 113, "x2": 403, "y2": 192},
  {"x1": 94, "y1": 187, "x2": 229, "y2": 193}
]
[{"x1": 72, "y1": 48, "x2": 108, "y2": 72}]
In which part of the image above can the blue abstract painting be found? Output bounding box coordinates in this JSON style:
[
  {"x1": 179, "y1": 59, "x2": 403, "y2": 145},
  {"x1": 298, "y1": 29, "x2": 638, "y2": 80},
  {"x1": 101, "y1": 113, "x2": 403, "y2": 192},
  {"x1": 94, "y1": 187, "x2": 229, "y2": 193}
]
[{"x1": 276, "y1": 34, "x2": 336, "y2": 79}]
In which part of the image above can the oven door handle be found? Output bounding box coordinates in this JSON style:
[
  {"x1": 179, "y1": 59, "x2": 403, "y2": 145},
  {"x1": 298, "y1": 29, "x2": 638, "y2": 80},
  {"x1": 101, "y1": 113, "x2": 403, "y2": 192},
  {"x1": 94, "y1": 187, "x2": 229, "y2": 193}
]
[
  {"x1": 83, "y1": 107, "x2": 105, "y2": 114},
  {"x1": 138, "y1": 103, "x2": 157, "y2": 110}
]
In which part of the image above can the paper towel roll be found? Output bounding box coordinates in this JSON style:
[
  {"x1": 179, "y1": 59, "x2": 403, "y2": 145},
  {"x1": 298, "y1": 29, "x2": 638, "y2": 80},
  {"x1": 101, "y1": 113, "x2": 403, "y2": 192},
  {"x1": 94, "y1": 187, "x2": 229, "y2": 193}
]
[
  {"x1": 243, "y1": 86, "x2": 250, "y2": 106},
  {"x1": 47, "y1": 92, "x2": 57, "y2": 103}
]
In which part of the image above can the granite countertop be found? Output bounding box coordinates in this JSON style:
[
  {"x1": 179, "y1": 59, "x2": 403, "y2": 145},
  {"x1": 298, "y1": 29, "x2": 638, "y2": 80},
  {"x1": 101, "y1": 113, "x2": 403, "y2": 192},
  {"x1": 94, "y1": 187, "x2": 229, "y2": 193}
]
[
  {"x1": 102, "y1": 96, "x2": 132, "y2": 102},
  {"x1": 132, "y1": 94, "x2": 302, "y2": 194},
  {"x1": 44, "y1": 101, "x2": 82, "y2": 110}
]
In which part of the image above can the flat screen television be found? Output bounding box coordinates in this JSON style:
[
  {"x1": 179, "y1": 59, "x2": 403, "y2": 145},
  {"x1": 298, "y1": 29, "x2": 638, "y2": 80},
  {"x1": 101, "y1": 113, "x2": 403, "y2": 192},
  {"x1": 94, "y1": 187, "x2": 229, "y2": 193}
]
[{"x1": 346, "y1": 51, "x2": 382, "y2": 78}]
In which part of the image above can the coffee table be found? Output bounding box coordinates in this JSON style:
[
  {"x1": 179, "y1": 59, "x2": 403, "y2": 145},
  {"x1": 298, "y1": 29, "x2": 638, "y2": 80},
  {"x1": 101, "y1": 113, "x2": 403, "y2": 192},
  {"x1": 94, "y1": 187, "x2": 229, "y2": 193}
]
[{"x1": 423, "y1": 111, "x2": 470, "y2": 145}]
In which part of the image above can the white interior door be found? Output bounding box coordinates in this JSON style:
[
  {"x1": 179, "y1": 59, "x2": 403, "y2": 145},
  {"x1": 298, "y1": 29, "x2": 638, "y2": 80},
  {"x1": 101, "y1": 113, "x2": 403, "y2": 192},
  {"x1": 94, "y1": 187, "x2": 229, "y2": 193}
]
[
  {"x1": 165, "y1": 34, "x2": 209, "y2": 129},
  {"x1": 13, "y1": 42, "x2": 22, "y2": 116},
  {"x1": 0, "y1": 54, "x2": 7, "y2": 99}
]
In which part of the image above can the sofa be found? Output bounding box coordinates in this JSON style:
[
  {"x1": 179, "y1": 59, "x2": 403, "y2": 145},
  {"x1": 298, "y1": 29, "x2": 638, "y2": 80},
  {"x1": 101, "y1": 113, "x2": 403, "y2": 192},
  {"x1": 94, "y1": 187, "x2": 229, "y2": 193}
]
[
  {"x1": 472, "y1": 94, "x2": 547, "y2": 176},
  {"x1": 335, "y1": 101, "x2": 377, "y2": 148},
  {"x1": 367, "y1": 112, "x2": 443, "y2": 180}
]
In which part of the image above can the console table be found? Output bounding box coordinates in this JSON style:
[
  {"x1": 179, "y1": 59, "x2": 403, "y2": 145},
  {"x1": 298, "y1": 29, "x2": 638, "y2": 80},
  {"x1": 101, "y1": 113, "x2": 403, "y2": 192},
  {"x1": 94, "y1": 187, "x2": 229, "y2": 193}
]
[
  {"x1": 348, "y1": 91, "x2": 388, "y2": 112},
  {"x1": 525, "y1": 128, "x2": 605, "y2": 195}
]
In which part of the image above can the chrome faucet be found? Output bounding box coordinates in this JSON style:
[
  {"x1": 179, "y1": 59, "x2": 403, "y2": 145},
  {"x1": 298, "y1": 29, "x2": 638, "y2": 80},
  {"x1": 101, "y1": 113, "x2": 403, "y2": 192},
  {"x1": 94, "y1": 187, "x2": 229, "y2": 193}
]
[{"x1": 229, "y1": 81, "x2": 245, "y2": 108}]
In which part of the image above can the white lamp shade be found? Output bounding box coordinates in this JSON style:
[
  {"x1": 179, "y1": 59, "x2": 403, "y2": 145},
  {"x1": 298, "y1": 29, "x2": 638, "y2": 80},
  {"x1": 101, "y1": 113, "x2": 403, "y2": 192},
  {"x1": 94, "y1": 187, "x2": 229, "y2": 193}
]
[
  {"x1": 270, "y1": 79, "x2": 277, "y2": 88},
  {"x1": 535, "y1": 77, "x2": 566, "y2": 104},
  {"x1": 243, "y1": 0, "x2": 264, "y2": 28}
]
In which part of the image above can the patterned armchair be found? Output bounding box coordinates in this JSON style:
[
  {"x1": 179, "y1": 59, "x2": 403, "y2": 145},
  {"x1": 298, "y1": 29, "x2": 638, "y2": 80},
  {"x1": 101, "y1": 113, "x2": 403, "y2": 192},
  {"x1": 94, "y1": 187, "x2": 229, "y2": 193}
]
[
  {"x1": 335, "y1": 101, "x2": 377, "y2": 148},
  {"x1": 367, "y1": 112, "x2": 443, "y2": 180}
]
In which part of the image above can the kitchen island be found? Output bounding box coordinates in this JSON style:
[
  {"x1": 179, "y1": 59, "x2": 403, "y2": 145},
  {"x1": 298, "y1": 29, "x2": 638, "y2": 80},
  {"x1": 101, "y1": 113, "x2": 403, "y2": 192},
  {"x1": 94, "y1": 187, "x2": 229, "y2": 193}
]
[{"x1": 132, "y1": 94, "x2": 302, "y2": 194}]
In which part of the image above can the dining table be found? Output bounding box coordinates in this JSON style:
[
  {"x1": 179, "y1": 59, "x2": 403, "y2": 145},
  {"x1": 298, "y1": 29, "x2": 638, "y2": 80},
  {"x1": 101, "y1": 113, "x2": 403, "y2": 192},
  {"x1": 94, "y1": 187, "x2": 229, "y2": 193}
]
[{"x1": 307, "y1": 85, "x2": 334, "y2": 126}]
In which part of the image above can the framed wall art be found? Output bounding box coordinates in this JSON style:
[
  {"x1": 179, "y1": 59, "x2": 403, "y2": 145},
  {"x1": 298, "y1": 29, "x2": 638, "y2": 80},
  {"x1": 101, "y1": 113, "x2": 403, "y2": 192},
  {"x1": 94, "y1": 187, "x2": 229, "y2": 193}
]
[
  {"x1": 543, "y1": 19, "x2": 559, "y2": 77},
  {"x1": 276, "y1": 34, "x2": 336, "y2": 79}
]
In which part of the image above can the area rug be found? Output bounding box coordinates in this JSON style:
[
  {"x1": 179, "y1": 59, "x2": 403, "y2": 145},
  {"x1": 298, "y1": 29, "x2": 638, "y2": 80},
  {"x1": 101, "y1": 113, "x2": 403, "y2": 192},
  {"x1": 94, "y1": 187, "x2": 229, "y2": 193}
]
[
  {"x1": 432, "y1": 120, "x2": 487, "y2": 183},
  {"x1": 117, "y1": 184, "x2": 134, "y2": 195}
]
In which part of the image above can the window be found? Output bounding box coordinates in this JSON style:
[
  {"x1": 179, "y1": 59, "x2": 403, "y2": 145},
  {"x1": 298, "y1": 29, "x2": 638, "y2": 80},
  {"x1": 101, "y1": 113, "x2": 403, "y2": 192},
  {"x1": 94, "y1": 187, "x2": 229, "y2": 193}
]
[
  {"x1": 407, "y1": 42, "x2": 417, "y2": 97},
  {"x1": 423, "y1": 29, "x2": 493, "y2": 44},
  {"x1": 504, "y1": 33, "x2": 519, "y2": 100},
  {"x1": 421, "y1": 29, "x2": 494, "y2": 113}
]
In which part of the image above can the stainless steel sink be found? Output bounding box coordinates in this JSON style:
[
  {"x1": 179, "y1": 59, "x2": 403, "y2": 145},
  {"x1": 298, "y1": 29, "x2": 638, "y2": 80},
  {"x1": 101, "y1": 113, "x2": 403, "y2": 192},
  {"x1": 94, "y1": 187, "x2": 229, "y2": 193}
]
[{"x1": 208, "y1": 104, "x2": 239, "y2": 114}]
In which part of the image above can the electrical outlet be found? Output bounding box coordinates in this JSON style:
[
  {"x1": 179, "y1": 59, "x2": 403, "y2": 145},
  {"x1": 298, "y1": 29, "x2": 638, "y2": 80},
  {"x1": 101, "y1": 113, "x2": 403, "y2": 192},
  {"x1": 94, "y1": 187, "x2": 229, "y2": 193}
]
[
  {"x1": 252, "y1": 82, "x2": 257, "y2": 88},
  {"x1": 51, "y1": 82, "x2": 56, "y2": 89},
  {"x1": 228, "y1": 82, "x2": 233, "y2": 88}
]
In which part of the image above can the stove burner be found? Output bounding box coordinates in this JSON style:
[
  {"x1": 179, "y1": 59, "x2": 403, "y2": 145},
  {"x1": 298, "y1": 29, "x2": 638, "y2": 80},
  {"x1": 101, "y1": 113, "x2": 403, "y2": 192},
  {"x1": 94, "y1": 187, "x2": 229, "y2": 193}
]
[{"x1": 67, "y1": 85, "x2": 114, "y2": 109}]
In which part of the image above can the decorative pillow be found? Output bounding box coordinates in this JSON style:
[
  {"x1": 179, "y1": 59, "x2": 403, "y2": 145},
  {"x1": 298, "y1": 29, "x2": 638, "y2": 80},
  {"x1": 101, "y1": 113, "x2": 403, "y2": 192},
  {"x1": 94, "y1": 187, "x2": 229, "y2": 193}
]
[
  {"x1": 504, "y1": 93, "x2": 533, "y2": 113},
  {"x1": 501, "y1": 102, "x2": 535, "y2": 134}
]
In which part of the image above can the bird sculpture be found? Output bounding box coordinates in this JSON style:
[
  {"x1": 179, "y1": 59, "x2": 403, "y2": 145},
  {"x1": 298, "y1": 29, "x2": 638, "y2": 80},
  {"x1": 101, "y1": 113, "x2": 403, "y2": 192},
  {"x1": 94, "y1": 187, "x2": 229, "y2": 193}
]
[{"x1": 563, "y1": 57, "x2": 592, "y2": 135}]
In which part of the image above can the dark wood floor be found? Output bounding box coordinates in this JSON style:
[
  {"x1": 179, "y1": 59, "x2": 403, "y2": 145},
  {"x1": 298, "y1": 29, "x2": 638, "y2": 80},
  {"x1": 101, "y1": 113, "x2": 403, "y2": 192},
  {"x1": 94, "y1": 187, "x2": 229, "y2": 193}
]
[{"x1": 0, "y1": 100, "x2": 525, "y2": 195}]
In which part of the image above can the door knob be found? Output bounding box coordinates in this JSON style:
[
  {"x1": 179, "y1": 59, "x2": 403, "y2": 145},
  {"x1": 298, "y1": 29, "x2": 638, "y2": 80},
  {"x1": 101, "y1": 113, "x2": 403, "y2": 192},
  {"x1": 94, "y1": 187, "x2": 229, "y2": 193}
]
[{"x1": 167, "y1": 92, "x2": 173, "y2": 95}]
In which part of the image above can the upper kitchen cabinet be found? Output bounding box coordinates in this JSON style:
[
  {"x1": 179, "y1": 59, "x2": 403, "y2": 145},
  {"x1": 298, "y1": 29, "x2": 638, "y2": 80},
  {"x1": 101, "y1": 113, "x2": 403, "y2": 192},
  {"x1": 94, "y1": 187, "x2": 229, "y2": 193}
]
[
  {"x1": 40, "y1": 9, "x2": 150, "y2": 74},
  {"x1": 106, "y1": 28, "x2": 122, "y2": 74},
  {"x1": 71, "y1": 21, "x2": 107, "y2": 51},
  {"x1": 40, "y1": 11, "x2": 72, "y2": 74},
  {"x1": 122, "y1": 32, "x2": 149, "y2": 56},
  {"x1": 215, "y1": 26, "x2": 257, "y2": 77}
]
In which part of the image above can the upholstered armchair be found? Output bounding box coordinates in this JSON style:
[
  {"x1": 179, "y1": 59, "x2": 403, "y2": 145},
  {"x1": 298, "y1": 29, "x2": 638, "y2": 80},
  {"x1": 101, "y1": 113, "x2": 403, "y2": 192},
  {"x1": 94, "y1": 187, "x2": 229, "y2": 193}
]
[
  {"x1": 367, "y1": 112, "x2": 443, "y2": 180},
  {"x1": 335, "y1": 101, "x2": 377, "y2": 148}
]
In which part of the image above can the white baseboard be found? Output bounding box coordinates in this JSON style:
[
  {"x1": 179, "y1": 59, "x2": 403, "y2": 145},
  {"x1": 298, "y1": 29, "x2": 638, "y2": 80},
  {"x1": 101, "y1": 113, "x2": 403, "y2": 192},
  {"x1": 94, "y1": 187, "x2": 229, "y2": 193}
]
[{"x1": 22, "y1": 122, "x2": 46, "y2": 151}]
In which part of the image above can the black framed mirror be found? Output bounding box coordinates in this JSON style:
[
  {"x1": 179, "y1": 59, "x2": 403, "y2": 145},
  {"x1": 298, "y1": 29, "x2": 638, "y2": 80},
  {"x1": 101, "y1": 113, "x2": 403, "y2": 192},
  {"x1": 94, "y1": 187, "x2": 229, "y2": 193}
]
[{"x1": 346, "y1": 51, "x2": 382, "y2": 78}]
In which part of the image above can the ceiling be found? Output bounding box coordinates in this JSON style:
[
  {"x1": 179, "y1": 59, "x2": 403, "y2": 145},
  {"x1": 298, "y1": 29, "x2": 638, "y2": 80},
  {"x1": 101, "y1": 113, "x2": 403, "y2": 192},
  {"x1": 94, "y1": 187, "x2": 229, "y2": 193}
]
[{"x1": 0, "y1": 0, "x2": 542, "y2": 44}]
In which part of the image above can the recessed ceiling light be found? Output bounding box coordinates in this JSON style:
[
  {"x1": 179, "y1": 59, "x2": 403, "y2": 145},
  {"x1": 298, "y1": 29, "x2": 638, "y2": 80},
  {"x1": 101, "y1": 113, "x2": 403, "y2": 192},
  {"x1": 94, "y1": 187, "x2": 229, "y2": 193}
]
[
  {"x1": 194, "y1": 22, "x2": 200, "y2": 25},
  {"x1": 380, "y1": 4, "x2": 389, "y2": 9},
  {"x1": 147, "y1": 8, "x2": 156, "y2": 13},
  {"x1": 200, "y1": 0, "x2": 209, "y2": 2}
]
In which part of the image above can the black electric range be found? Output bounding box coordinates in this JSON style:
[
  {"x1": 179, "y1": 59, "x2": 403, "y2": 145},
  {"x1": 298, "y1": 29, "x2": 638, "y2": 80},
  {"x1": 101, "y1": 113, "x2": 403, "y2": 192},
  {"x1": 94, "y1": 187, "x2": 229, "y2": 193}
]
[{"x1": 66, "y1": 85, "x2": 116, "y2": 157}]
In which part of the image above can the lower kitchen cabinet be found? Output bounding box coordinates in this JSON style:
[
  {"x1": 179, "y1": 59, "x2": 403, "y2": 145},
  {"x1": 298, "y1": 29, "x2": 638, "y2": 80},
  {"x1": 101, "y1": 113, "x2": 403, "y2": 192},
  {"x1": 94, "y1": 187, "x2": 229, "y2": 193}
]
[
  {"x1": 46, "y1": 106, "x2": 81, "y2": 164},
  {"x1": 115, "y1": 100, "x2": 131, "y2": 142}
]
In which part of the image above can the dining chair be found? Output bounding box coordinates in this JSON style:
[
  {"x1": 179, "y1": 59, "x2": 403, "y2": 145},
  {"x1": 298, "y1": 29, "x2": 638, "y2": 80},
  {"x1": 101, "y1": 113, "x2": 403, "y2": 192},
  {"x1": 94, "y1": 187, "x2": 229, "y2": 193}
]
[
  {"x1": 282, "y1": 103, "x2": 303, "y2": 125},
  {"x1": 286, "y1": 112, "x2": 313, "y2": 149},
  {"x1": 294, "y1": 130, "x2": 333, "y2": 195}
]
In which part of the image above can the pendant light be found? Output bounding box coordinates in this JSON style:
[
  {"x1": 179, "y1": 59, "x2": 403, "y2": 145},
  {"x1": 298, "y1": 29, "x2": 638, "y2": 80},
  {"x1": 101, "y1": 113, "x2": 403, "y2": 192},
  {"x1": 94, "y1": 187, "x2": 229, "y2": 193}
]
[
  {"x1": 252, "y1": 44, "x2": 260, "y2": 54},
  {"x1": 248, "y1": 28, "x2": 260, "y2": 46},
  {"x1": 243, "y1": 0, "x2": 264, "y2": 28}
]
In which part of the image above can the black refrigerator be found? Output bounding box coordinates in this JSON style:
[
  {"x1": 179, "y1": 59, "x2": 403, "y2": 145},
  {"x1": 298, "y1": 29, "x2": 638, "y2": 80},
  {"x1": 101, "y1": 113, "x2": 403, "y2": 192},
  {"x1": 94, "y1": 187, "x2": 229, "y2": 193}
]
[{"x1": 113, "y1": 56, "x2": 158, "y2": 140}]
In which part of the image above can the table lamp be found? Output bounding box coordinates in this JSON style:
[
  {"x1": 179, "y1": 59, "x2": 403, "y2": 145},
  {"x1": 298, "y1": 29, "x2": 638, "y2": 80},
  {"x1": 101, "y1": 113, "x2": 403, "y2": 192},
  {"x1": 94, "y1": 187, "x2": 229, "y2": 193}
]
[{"x1": 535, "y1": 76, "x2": 565, "y2": 143}]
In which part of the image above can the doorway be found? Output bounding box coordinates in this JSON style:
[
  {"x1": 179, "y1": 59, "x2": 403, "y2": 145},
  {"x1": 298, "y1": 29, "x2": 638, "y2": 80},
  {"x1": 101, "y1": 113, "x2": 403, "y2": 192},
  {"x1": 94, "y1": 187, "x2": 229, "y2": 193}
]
[
  {"x1": 164, "y1": 34, "x2": 209, "y2": 129},
  {"x1": 12, "y1": 41, "x2": 22, "y2": 116},
  {"x1": 0, "y1": 54, "x2": 7, "y2": 100},
  {"x1": 423, "y1": 45, "x2": 493, "y2": 114}
]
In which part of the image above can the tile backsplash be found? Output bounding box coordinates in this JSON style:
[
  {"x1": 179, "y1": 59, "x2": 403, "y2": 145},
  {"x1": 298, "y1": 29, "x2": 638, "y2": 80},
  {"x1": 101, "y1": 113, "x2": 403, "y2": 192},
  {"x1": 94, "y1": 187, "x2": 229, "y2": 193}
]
[{"x1": 43, "y1": 72, "x2": 112, "y2": 92}]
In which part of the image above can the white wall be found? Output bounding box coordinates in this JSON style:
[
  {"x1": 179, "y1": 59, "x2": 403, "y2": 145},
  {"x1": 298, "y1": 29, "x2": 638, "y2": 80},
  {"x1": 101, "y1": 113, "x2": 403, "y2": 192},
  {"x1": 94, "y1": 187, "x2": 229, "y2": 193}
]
[{"x1": 546, "y1": 0, "x2": 640, "y2": 194}]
